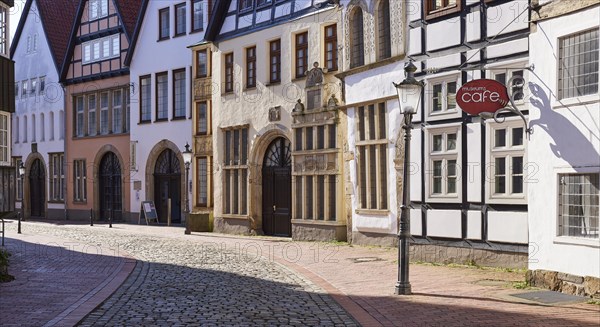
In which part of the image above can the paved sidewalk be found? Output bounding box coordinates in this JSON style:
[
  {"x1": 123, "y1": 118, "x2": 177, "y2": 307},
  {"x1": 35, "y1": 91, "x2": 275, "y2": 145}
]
[
  {"x1": 0, "y1": 221, "x2": 135, "y2": 327},
  {"x1": 2, "y1": 220, "x2": 599, "y2": 327}
]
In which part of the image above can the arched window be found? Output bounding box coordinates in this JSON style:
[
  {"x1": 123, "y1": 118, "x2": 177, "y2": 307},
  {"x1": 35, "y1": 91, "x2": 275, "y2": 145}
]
[
  {"x1": 23, "y1": 116, "x2": 27, "y2": 143},
  {"x1": 350, "y1": 7, "x2": 364, "y2": 68},
  {"x1": 49, "y1": 111, "x2": 54, "y2": 141},
  {"x1": 40, "y1": 113, "x2": 45, "y2": 141},
  {"x1": 15, "y1": 116, "x2": 19, "y2": 143},
  {"x1": 59, "y1": 110, "x2": 64, "y2": 140},
  {"x1": 377, "y1": 0, "x2": 391, "y2": 60}
]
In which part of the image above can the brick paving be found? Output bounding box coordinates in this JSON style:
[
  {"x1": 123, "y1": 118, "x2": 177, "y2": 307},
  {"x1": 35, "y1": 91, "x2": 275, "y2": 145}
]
[{"x1": 1, "y1": 220, "x2": 599, "y2": 326}]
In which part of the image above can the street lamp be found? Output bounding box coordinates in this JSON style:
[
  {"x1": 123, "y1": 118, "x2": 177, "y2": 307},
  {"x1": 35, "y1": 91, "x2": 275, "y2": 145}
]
[
  {"x1": 182, "y1": 142, "x2": 193, "y2": 235},
  {"x1": 393, "y1": 61, "x2": 424, "y2": 295},
  {"x1": 18, "y1": 162, "x2": 25, "y2": 232}
]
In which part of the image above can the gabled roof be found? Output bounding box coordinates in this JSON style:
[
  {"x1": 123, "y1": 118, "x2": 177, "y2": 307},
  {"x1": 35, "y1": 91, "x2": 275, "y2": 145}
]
[
  {"x1": 59, "y1": 0, "x2": 144, "y2": 81},
  {"x1": 204, "y1": 0, "x2": 230, "y2": 42},
  {"x1": 10, "y1": 0, "x2": 79, "y2": 73},
  {"x1": 123, "y1": 0, "x2": 149, "y2": 66}
]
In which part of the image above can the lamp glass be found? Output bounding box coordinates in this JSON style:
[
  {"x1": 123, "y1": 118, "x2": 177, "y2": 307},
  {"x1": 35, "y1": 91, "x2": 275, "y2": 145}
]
[
  {"x1": 18, "y1": 163, "x2": 25, "y2": 177},
  {"x1": 396, "y1": 83, "x2": 422, "y2": 115},
  {"x1": 182, "y1": 143, "x2": 193, "y2": 165}
]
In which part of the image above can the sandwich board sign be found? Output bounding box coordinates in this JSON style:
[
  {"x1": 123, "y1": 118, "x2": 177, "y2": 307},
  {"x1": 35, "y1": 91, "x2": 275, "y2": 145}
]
[{"x1": 139, "y1": 201, "x2": 159, "y2": 225}]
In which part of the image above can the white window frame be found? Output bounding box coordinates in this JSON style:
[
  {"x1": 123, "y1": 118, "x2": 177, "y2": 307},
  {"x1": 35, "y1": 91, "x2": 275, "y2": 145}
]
[
  {"x1": 426, "y1": 74, "x2": 461, "y2": 120},
  {"x1": 0, "y1": 112, "x2": 10, "y2": 165},
  {"x1": 486, "y1": 119, "x2": 527, "y2": 204},
  {"x1": 74, "y1": 159, "x2": 87, "y2": 202},
  {"x1": 82, "y1": 34, "x2": 120, "y2": 64},
  {"x1": 553, "y1": 167, "x2": 600, "y2": 248},
  {"x1": 489, "y1": 69, "x2": 528, "y2": 109},
  {"x1": 426, "y1": 124, "x2": 461, "y2": 203},
  {"x1": 0, "y1": 4, "x2": 8, "y2": 58},
  {"x1": 89, "y1": 0, "x2": 109, "y2": 20},
  {"x1": 49, "y1": 153, "x2": 65, "y2": 202},
  {"x1": 557, "y1": 28, "x2": 599, "y2": 101},
  {"x1": 222, "y1": 127, "x2": 249, "y2": 217}
]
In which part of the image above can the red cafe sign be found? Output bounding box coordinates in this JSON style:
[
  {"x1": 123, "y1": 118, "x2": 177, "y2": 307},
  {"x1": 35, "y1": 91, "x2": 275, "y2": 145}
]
[{"x1": 456, "y1": 79, "x2": 509, "y2": 116}]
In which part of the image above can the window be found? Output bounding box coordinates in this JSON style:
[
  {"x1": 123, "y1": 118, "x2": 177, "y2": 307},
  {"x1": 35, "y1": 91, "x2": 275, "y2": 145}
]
[
  {"x1": 125, "y1": 89, "x2": 130, "y2": 133},
  {"x1": 558, "y1": 173, "x2": 599, "y2": 239},
  {"x1": 100, "y1": 92, "x2": 109, "y2": 134},
  {"x1": 223, "y1": 127, "x2": 249, "y2": 215},
  {"x1": 0, "y1": 113, "x2": 8, "y2": 164},
  {"x1": 192, "y1": 0, "x2": 204, "y2": 32},
  {"x1": 156, "y1": 72, "x2": 168, "y2": 120},
  {"x1": 31, "y1": 114, "x2": 36, "y2": 142},
  {"x1": 30, "y1": 79, "x2": 37, "y2": 96},
  {"x1": 239, "y1": 0, "x2": 253, "y2": 11},
  {"x1": 197, "y1": 101, "x2": 208, "y2": 135},
  {"x1": 89, "y1": 0, "x2": 108, "y2": 20},
  {"x1": 490, "y1": 124, "x2": 525, "y2": 199},
  {"x1": 15, "y1": 82, "x2": 19, "y2": 98},
  {"x1": 257, "y1": 0, "x2": 271, "y2": 6},
  {"x1": 175, "y1": 3, "x2": 186, "y2": 36},
  {"x1": 429, "y1": 128, "x2": 459, "y2": 198},
  {"x1": 15, "y1": 158, "x2": 23, "y2": 200},
  {"x1": 88, "y1": 94, "x2": 97, "y2": 136},
  {"x1": 356, "y1": 103, "x2": 388, "y2": 209},
  {"x1": 307, "y1": 89, "x2": 321, "y2": 110},
  {"x1": 59, "y1": 111, "x2": 65, "y2": 140},
  {"x1": 75, "y1": 96, "x2": 84, "y2": 137},
  {"x1": 350, "y1": 8, "x2": 364, "y2": 68},
  {"x1": 140, "y1": 75, "x2": 151, "y2": 122},
  {"x1": 494, "y1": 70, "x2": 526, "y2": 101},
  {"x1": 15, "y1": 116, "x2": 19, "y2": 143},
  {"x1": 224, "y1": 53, "x2": 234, "y2": 93},
  {"x1": 196, "y1": 49, "x2": 208, "y2": 78},
  {"x1": 246, "y1": 46, "x2": 256, "y2": 88},
  {"x1": 424, "y1": 0, "x2": 460, "y2": 19},
  {"x1": 82, "y1": 34, "x2": 120, "y2": 64},
  {"x1": 558, "y1": 28, "x2": 599, "y2": 99},
  {"x1": 269, "y1": 39, "x2": 281, "y2": 83},
  {"x1": 295, "y1": 32, "x2": 308, "y2": 78},
  {"x1": 173, "y1": 69, "x2": 186, "y2": 118},
  {"x1": 324, "y1": 25, "x2": 337, "y2": 71},
  {"x1": 430, "y1": 78, "x2": 458, "y2": 114},
  {"x1": 39, "y1": 77, "x2": 46, "y2": 96},
  {"x1": 21, "y1": 81, "x2": 28, "y2": 97},
  {"x1": 377, "y1": 0, "x2": 391, "y2": 60},
  {"x1": 159, "y1": 7, "x2": 170, "y2": 40},
  {"x1": 197, "y1": 157, "x2": 209, "y2": 206},
  {"x1": 74, "y1": 160, "x2": 87, "y2": 202},
  {"x1": 49, "y1": 111, "x2": 54, "y2": 140},
  {"x1": 0, "y1": 6, "x2": 7, "y2": 56},
  {"x1": 40, "y1": 113, "x2": 45, "y2": 141},
  {"x1": 112, "y1": 90, "x2": 123, "y2": 133},
  {"x1": 49, "y1": 153, "x2": 65, "y2": 202}
]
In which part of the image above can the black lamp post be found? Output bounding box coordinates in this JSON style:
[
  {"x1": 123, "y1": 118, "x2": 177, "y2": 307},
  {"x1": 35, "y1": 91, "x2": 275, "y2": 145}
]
[
  {"x1": 182, "y1": 142, "x2": 193, "y2": 235},
  {"x1": 393, "y1": 61, "x2": 424, "y2": 295},
  {"x1": 18, "y1": 162, "x2": 25, "y2": 233}
]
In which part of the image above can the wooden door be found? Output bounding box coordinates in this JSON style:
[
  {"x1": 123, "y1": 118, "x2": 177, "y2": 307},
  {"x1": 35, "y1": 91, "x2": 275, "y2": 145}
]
[
  {"x1": 154, "y1": 150, "x2": 181, "y2": 224},
  {"x1": 99, "y1": 152, "x2": 122, "y2": 221},
  {"x1": 262, "y1": 138, "x2": 292, "y2": 237},
  {"x1": 29, "y1": 159, "x2": 45, "y2": 217}
]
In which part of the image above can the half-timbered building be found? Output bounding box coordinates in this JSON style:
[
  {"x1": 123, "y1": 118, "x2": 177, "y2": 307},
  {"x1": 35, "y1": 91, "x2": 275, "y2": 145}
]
[
  {"x1": 62, "y1": 0, "x2": 143, "y2": 222},
  {"x1": 338, "y1": 0, "x2": 532, "y2": 267},
  {"x1": 202, "y1": 0, "x2": 348, "y2": 240},
  {"x1": 0, "y1": 0, "x2": 15, "y2": 213},
  {"x1": 10, "y1": 0, "x2": 78, "y2": 219}
]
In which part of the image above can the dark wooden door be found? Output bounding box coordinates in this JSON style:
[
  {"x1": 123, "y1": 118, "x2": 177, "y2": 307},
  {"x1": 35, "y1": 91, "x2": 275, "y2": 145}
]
[
  {"x1": 262, "y1": 138, "x2": 292, "y2": 237},
  {"x1": 99, "y1": 152, "x2": 122, "y2": 221},
  {"x1": 29, "y1": 159, "x2": 45, "y2": 217},
  {"x1": 154, "y1": 149, "x2": 181, "y2": 224}
]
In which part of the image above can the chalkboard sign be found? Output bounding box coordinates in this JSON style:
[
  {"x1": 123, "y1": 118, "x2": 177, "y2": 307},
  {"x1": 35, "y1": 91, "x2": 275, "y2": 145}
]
[{"x1": 138, "y1": 201, "x2": 159, "y2": 225}]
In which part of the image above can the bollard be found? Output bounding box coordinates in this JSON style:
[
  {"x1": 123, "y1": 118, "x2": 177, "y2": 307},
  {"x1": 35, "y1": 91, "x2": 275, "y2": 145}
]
[
  {"x1": 90, "y1": 209, "x2": 94, "y2": 226},
  {"x1": 17, "y1": 212, "x2": 21, "y2": 234}
]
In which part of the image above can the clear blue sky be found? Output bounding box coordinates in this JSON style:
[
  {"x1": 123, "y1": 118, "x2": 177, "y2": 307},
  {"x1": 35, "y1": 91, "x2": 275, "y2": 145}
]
[{"x1": 9, "y1": 0, "x2": 26, "y2": 42}]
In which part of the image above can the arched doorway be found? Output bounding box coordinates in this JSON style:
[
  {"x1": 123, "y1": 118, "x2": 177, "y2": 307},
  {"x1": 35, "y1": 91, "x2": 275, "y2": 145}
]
[
  {"x1": 154, "y1": 149, "x2": 181, "y2": 223},
  {"x1": 99, "y1": 152, "x2": 122, "y2": 221},
  {"x1": 262, "y1": 137, "x2": 292, "y2": 236},
  {"x1": 29, "y1": 159, "x2": 45, "y2": 218}
]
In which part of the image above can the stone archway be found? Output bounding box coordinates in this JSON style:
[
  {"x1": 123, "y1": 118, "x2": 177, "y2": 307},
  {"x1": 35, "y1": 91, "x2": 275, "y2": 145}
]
[
  {"x1": 23, "y1": 153, "x2": 47, "y2": 219},
  {"x1": 145, "y1": 140, "x2": 186, "y2": 223},
  {"x1": 247, "y1": 125, "x2": 292, "y2": 234}
]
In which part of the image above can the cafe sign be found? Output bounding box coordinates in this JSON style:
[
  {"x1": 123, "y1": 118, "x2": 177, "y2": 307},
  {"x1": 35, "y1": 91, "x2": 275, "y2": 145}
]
[{"x1": 456, "y1": 79, "x2": 509, "y2": 116}]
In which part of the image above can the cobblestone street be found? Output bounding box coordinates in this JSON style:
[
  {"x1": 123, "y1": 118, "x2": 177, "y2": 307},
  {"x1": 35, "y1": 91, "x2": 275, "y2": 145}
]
[{"x1": 1, "y1": 220, "x2": 599, "y2": 327}]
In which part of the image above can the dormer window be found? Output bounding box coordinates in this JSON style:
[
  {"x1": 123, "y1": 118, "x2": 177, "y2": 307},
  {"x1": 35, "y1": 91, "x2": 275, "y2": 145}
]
[{"x1": 89, "y1": 0, "x2": 109, "y2": 20}]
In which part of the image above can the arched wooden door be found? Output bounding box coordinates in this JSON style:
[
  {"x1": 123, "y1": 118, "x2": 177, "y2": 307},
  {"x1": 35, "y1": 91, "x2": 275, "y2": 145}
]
[
  {"x1": 262, "y1": 137, "x2": 292, "y2": 236},
  {"x1": 99, "y1": 152, "x2": 122, "y2": 221},
  {"x1": 29, "y1": 159, "x2": 45, "y2": 218},
  {"x1": 154, "y1": 149, "x2": 181, "y2": 224}
]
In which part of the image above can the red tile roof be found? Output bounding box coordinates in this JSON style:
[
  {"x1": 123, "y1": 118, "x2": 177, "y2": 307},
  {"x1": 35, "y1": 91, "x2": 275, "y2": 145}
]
[
  {"x1": 36, "y1": 0, "x2": 79, "y2": 71},
  {"x1": 114, "y1": 0, "x2": 143, "y2": 39}
]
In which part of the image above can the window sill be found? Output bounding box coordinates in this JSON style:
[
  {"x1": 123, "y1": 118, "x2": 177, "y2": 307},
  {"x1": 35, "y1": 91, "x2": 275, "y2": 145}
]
[
  {"x1": 266, "y1": 81, "x2": 281, "y2": 87},
  {"x1": 553, "y1": 236, "x2": 600, "y2": 248},
  {"x1": 171, "y1": 116, "x2": 187, "y2": 121},
  {"x1": 355, "y1": 209, "x2": 390, "y2": 216},
  {"x1": 486, "y1": 195, "x2": 527, "y2": 205},
  {"x1": 291, "y1": 219, "x2": 344, "y2": 226},
  {"x1": 190, "y1": 28, "x2": 204, "y2": 34},
  {"x1": 72, "y1": 200, "x2": 87, "y2": 205},
  {"x1": 221, "y1": 214, "x2": 249, "y2": 220},
  {"x1": 244, "y1": 86, "x2": 257, "y2": 91},
  {"x1": 154, "y1": 118, "x2": 169, "y2": 123},
  {"x1": 553, "y1": 95, "x2": 600, "y2": 110},
  {"x1": 173, "y1": 33, "x2": 187, "y2": 39},
  {"x1": 47, "y1": 200, "x2": 65, "y2": 204},
  {"x1": 426, "y1": 195, "x2": 461, "y2": 203},
  {"x1": 138, "y1": 120, "x2": 152, "y2": 125},
  {"x1": 292, "y1": 76, "x2": 307, "y2": 82},
  {"x1": 157, "y1": 37, "x2": 170, "y2": 42},
  {"x1": 222, "y1": 91, "x2": 235, "y2": 96}
]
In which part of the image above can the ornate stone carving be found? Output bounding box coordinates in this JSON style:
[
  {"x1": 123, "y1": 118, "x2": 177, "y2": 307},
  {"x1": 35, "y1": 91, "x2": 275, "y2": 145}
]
[
  {"x1": 268, "y1": 106, "x2": 281, "y2": 122},
  {"x1": 306, "y1": 62, "x2": 324, "y2": 87},
  {"x1": 293, "y1": 99, "x2": 305, "y2": 113},
  {"x1": 195, "y1": 136, "x2": 213, "y2": 155}
]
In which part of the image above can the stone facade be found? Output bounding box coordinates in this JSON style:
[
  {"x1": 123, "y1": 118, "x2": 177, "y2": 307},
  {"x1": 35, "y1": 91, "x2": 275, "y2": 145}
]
[{"x1": 527, "y1": 270, "x2": 600, "y2": 298}]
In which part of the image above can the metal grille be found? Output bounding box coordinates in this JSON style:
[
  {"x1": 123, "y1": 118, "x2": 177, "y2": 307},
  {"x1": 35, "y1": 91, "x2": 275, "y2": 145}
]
[
  {"x1": 558, "y1": 28, "x2": 599, "y2": 99},
  {"x1": 559, "y1": 174, "x2": 599, "y2": 238}
]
